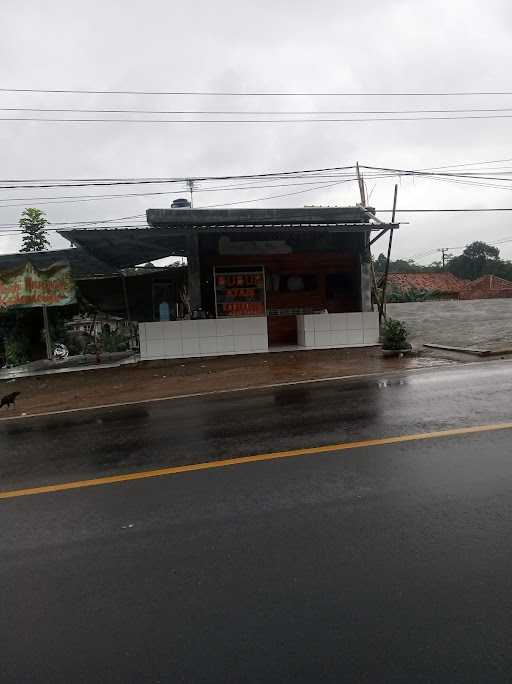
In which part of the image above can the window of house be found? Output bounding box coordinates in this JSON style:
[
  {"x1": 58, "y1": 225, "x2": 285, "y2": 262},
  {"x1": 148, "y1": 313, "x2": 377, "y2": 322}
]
[{"x1": 271, "y1": 274, "x2": 318, "y2": 293}]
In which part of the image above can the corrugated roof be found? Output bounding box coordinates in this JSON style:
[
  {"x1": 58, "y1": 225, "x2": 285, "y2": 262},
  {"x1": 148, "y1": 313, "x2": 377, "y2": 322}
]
[
  {"x1": 146, "y1": 206, "x2": 390, "y2": 228},
  {"x1": 0, "y1": 247, "x2": 117, "y2": 279}
]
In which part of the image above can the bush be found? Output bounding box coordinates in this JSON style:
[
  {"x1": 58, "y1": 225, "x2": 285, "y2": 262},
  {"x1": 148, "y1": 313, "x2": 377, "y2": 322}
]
[
  {"x1": 99, "y1": 329, "x2": 129, "y2": 353},
  {"x1": 4, "y1": 333, "x2": 31, "y2": 366},
  {"x1": 382, "y1": 318, "x2": 409, "y2": 350},
  {"x1": 387, "y1": 287, "x2": 442, "y2": 303}
]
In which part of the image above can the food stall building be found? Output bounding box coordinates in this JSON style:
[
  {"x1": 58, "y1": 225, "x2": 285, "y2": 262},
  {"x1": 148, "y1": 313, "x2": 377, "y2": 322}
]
[{"x1": 64, "y1": 206, "x2": 398, "y2": 359}]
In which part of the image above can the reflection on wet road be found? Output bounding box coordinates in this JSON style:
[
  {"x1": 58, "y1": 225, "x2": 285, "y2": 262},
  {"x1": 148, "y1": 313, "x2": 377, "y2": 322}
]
[
  {"x1": 3, "y1": 362, "x2": 512, "y2": 682},
  {"x1": 2, "y1": 361, "x2": 512, "y2": 489}
]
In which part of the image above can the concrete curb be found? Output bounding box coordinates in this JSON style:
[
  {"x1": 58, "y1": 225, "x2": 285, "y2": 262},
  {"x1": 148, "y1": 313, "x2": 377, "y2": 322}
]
[
  {"x1": 423, "y1": 343, "x2": 491, "y2": 357},
  {"x1": 0, "y1": 355, "x2": 138, "y2": 381}
]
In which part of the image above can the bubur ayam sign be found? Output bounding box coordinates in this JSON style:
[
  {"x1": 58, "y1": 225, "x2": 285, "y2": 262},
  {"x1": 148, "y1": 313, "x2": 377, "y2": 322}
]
[
  {"x1": 0, "y1": 261, "x2": 76, "y2": 309},
  {"x1": 215, "y1": 269, "x2": 266, "y2": 317}
]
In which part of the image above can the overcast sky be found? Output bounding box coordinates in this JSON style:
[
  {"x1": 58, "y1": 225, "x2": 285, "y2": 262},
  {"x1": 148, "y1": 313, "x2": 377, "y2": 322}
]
[{"x1": 2, "y1": 0, "x2": 512, "y2": 264}]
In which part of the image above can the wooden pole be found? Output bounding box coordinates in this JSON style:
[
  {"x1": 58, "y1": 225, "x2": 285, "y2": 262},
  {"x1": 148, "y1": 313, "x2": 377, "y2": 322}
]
[
  {"x1": 120, "y1": 272, "x2": 134, "y2": 351},
  {"x1": 356, "y1": 162, "x2": 366, "y2": 207},
  {"x1": 42, "y1": 305, "x2": 52, "y2": 360},
  {"x1": 358, "y1": 162, "x2": 381, "y2": 315},
  {"x1": 380, "y1": 184, "x2": 398, "y2": 321}
]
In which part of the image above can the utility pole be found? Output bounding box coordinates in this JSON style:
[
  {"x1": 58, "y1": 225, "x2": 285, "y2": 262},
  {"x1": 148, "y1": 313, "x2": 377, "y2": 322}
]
[
  {"x1": 440, "y1": 247, "x2": 450, "y2": 269},
  {"x1": 380, "y1": 184, "x2": 398, "y2": 323}
]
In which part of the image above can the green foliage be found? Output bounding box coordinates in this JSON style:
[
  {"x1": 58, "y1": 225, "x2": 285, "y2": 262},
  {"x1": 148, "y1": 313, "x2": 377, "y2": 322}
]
[
  {"x1": 386, "y1": 286, "x2": 442, "y2": 303},
  {"x1": 382, "y1": 318, "x2": 409, "y2": 350},
  {"x1": 99, "y1": 327, "x2": 129, "y2": 353},
  {"x1": 375, "y1": 253, "x2": 448, "y2": 275},
  {"x1": 4, "y1": 334, "x2": 30, "y2": 366},
  {"x1": 377, "y1": 241, "x2": 512, "y2": 284},
  {"x1": 447, "y1": 241, "x2": 501, "y2": 280},
  {"x1": 0, "y1": 310, "x2": 33, "y2": 366},
  {"x1": 19, "y1": 207, "x2": 50, "y2": 253}
]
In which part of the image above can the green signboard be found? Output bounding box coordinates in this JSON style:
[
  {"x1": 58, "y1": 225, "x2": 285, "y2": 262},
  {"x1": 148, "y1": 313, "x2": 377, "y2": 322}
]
[{"x1": 0, "y1": 261, "x2": 76, "y2": 310}]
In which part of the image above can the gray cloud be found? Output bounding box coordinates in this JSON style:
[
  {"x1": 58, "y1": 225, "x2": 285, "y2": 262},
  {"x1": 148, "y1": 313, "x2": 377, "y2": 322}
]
[{"x1": 2, "y1": 0, "x2": 512, "y2": 263}]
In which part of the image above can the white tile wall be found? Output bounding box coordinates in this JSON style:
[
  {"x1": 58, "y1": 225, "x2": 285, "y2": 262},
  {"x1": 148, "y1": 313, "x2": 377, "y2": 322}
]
[
  {"x1": 216, "y1": 318, "x2": 234, "y2": 337},
  {"x1": 347, "y1": 330, "x2": 364, "y2": 345},
  {"x1": 346, "y1": 312, "x2": 364, "y2": 330},
  {"x1": 297, "y1": 312, "x2": 379, "y2": 349},
  {"x1": 181, "y1": 320, "x2": 200, "y2": 338},
  {"x1": 182, "y1": 337, "x2": 201, "y2": 357},
  {"x1": 315, "y1": 331, "x2": 331, "y2": 347},
  {"x1": 139, "y1": 318, "x2": 268, "y2": 360},
  {"x1": 199, "y1": 337, "x2": 218, "y2": 355}
]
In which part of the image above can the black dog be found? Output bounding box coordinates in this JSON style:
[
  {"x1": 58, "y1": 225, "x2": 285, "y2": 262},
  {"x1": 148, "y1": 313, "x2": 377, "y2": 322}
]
[{"x1": 0, "y1": 391, "x2": 20, "y2": 409}]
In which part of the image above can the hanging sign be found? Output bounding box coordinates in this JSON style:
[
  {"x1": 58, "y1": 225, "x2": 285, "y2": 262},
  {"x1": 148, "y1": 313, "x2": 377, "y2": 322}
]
[
  {"x1": 215, "y1": 268, "x2": 266, "y2": 317},
  {"x1": 0, "y1": 261, "x2": 76, "y2": 309}
]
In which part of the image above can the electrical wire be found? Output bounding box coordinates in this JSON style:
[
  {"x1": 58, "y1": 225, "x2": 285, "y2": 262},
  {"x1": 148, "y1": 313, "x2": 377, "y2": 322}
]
[
  {"x1": 6, "y1": 107, "x2": 512, "y2": 115},
  {"x1": 0, "y1": 165, "x2": 357, "y2": 189},
  {"x1": 0, "y1": 178, "x2": 359, "y2": 207},
  {"x1": 2, "y1": 87, "x2": 512, "y2": 96},
  {"x1": 5, "y1": 114, "x2": 512, "y2": 123}
]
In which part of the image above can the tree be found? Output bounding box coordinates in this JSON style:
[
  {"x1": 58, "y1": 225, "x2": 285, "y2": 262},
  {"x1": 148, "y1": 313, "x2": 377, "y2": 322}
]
[
  {"x1": 448, "y1": 241, "x2": 500, "y2": 280},
  {"x1": 19, "y1": 208, "x2": 50, "y2": 252}
]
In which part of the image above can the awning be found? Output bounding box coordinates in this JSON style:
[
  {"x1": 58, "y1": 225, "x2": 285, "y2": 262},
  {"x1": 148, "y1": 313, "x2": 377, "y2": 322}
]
[{"x1": 61, "y1": 206, "x2": 398, "y2": 269}]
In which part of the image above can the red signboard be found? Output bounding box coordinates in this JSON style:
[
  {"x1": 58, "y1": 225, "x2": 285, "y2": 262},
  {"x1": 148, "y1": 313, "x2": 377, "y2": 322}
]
[{"x1": 215, "y1": 269, "x2": 266, "y2": 317}]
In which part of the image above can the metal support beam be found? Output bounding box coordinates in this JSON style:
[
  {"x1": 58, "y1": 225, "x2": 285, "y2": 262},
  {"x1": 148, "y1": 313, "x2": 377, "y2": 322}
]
[{"x1": 369, "y1": 227, "x2": 390, "y2": 246}]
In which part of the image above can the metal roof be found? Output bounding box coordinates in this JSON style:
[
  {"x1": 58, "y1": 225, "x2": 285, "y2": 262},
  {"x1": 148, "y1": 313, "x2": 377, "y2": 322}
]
[
  {"x1": 0, "y1": 247, "x2": 117, "y2": 279},
  {"x1": 147, "y1": 206, "x2": 384, "y2": 228},
  {"x1": 61, "y1": 206, "x2": 398, "y2": 270}
]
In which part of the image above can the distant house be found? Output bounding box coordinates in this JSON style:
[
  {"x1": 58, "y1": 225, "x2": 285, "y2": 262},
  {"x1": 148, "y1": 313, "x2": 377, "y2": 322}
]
[
  {"x1": 385, "y1": 272, "x2": 467, "y2": 299},
  {"x1": 459, "y1": 274, "x2": 512, "y2": 300}
]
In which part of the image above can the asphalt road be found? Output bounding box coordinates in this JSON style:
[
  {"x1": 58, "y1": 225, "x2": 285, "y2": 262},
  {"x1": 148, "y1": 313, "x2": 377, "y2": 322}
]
[{"x1": 2, "y1": 361, "x2": 512, "y2": 682}]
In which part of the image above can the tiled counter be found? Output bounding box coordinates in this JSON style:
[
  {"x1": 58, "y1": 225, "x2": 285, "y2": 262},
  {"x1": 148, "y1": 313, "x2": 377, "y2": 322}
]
[
  {"x1": 139, "y1": 317, "x2": 268, "y2": 360},
  {"x1": 297, "y1": 312, "x2": 379, "y2": 348}
]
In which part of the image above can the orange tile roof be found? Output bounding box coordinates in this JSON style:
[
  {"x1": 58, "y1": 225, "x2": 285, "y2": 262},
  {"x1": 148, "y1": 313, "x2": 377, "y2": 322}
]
[
  {"x1": 461, "y1": 274, "x2": 512, "y2": 292},
  {"x1": 386, "y1": 272, "x2": 467, "y2": 294}
]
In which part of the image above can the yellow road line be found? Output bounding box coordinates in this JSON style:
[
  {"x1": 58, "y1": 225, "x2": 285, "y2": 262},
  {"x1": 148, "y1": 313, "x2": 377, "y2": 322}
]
[{"x1": 2, "y1": 421, "x2": 512, "y2": 501}]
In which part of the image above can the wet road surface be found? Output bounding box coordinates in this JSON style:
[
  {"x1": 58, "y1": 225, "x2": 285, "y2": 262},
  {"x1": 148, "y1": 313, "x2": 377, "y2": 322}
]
[
  {"x1": 2, "y1": 360, "x2": 512, "y2": 490},
  {"x1": 2, "y1": 361, "x2": 512, "y2": 681}
]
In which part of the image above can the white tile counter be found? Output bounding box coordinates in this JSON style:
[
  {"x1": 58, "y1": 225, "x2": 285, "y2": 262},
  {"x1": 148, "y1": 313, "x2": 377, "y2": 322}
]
[
  {"x1": 297, "y1": 312, "x2": 379, "y2": 348},
  {"x1": 139, "y1": 317, "x2": 268, "y2": 360}
]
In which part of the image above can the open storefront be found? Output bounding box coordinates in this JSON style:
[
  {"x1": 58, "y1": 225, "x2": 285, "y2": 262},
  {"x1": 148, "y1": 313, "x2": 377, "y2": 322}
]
[{"x1": 63, "y1": 206, "x2": 398, "y2": 360}]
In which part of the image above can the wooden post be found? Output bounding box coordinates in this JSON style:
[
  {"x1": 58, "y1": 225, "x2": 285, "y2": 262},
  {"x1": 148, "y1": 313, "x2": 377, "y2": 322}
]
[
  {"x1": 380, "y1": 184, "x2": 398, "y2": 321},
  {"x1": 120, "y1": 272, "x2": 134, "y2": 351},
  {"x1": 356, "y1": 162, "x2": 366, "y2": 207},
  {"x1": 42, "y1": 305, "x2": 52, "y2": 360},
  {"x1": 187, "y1": 234, "x2": 202, "y2": 312}
]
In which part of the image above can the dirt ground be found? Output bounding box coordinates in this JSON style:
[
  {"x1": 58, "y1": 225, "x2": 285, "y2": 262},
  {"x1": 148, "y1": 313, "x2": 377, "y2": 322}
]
[{"x1": 0, "y1": 347, "x2": 457, "y2": 418}]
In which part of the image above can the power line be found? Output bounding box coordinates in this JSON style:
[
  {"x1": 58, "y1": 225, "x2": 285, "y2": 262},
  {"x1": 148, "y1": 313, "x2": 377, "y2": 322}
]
[
  {"x1": 0, "y1": 165, "x2": 356, "y2": 189},
  {"x1": 6, "y1": 106, "x2": 512, "y2": 115},
  {"x1": 376, "y1": 208, "x2": 512, "y2": 212},
  {"x1": 0, "y1": 180, "x2": 352, "y2": 230},
  {"x1": 5, "y1": 114, "x2": 512, "y2": 123},
  {"x1": 2, "y1": 87, "x2": 512, "y2": 96},
  {"x1": 0, "y1": 178, "x2": 359, "y2": 207},
  {"x1": 362, "y1": 165, "x2": 512, "y2": 184}
]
